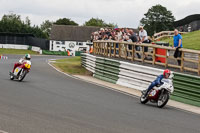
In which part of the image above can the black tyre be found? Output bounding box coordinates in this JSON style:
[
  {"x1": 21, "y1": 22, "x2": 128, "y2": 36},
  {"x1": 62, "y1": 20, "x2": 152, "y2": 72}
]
[
  {"x1": 10, "y1": 75, "x2": 14, "y2": 80},
  {"x1": 18, "y1": 70, "x2": 27, "y2": 82},
  {"x1": 140, "y1": 93, "x2": 149, "y2": 104},
  {"x1": 157, "y1": 92, "x2": 169, "y2": 108}
]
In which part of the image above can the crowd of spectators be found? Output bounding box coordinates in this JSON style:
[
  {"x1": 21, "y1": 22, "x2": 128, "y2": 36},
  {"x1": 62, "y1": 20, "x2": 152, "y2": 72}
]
[
  {"x1": 91, "y1": 27, "x2": 138, "y2": 43},
  {"x1": 91, "y1": 27, "x2": 184, "y2": 66},
  {"x1": 91, "y1": 26, "x2": 151, "y2": 59}
]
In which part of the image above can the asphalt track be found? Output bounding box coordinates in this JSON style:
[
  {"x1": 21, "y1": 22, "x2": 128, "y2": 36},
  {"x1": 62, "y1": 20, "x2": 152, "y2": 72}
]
[{"x1": 0, "y1": 55, "x2": 199, "y2": 133}]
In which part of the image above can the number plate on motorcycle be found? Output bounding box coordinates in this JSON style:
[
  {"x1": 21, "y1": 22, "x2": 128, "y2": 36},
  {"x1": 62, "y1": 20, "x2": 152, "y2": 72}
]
[{"x1": 15, "y1": 68, "x2": 18, "y2": 72}]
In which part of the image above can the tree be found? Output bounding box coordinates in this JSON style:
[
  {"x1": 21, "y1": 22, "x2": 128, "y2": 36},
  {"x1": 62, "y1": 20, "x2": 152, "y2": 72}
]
[
  {"x1": 25, "y1": 16, "x2": 31, "y2": 26},
  {"x1": 0, "y1": 13, "x2": 23, "y2": 33},
  {"x1": 40, "y1": 20, "x2": 53, "y2": 38},
  {"x1": 84, "y1": 18, "x2": 115, "y2": 28},
  {"x1": 0, "y1": 13, "x2": 48, "y2": 39},
  {"x1": 54, "y1": 18, "x2": 78, "y2": 25},
  {"x1": 140, "y1": 4, "x2": 175, "y2": 36}
]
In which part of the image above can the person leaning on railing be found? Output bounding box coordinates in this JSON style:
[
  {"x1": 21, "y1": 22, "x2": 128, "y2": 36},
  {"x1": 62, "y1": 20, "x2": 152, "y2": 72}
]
[
  {"x1": 129, "y1": 30, "x2": 141, "y2": 58},
  {"x1": 173, "y1": 29, "x2": 183, "y2": 66},
  {"x1": 138, "y1": 26, "x2": 151, "y2": 59}
]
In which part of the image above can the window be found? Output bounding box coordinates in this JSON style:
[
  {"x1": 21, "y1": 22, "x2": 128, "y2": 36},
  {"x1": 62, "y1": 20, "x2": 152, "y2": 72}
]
[
  {"x1": 78, "y1": 42, "x2": 83, "y2": 45},
  {"x1": 61, "y1": 41, "x2": 65, "y2": 44}
]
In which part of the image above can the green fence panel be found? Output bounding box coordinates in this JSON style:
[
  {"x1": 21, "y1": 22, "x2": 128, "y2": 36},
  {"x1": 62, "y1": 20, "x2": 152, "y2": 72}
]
[
  {"x1": 94, "y1": 74, "x2": 116, "y2": 84},
  {"x1": 94, "y1": 57, "x2": 120, "y2": 84},
  {"x1": 75, "y1": 51, "x2": 84, "y2": 56},
  {"x1": 42, "y1": 50, "x2": 68, "y2": 56}
]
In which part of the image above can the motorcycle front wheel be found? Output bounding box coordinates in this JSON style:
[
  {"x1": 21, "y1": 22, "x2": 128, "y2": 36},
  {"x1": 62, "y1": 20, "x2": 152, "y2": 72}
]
[
  {"x1": 140, "y1": 91, "x2": 149, "y2": 104},
  {"x1": 18, "y1": 70, "x2": 27, "y2": 82},
  {"x1": 157, "y1": 92, "x2": 169, "y2": 108}
]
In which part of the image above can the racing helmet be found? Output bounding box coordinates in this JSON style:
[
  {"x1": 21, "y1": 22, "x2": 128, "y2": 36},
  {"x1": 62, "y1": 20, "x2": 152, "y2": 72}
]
[
  {"x1": 25, "y1": 54, "x2": 31, "y2": 60},
  {"x1": 163, "y1": 69, "x2": 170, "y2": 78}
]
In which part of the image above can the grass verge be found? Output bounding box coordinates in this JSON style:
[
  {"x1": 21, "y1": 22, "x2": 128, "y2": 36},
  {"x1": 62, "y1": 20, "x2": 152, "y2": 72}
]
[
  {"x1": 0, "y1": 48, "x2": 39, "y2": 55},
  {"x1": 52, "y1": 57, "x2": 92, "y2": 75}
]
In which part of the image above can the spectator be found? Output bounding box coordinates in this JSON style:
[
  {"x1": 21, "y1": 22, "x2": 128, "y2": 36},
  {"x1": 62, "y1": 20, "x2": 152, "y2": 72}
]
[
  {"x1": 129, "y1": 30, "x2": 141, "y2": 58},
  {"x1": 91, "y1": 27, "x2": 142, "y2": 57},
  {"x1": 93, "y1": 32, "x2": 99, "y2": 41},
  {"x1": 138, "y1": 26, "x2": 150, "y2": 59},
  {"x1": 173, "y1": 29, "x2": 183, "y2": 66}
]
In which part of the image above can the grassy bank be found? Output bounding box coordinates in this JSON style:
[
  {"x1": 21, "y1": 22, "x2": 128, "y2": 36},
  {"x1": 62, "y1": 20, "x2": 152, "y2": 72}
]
[
  {"x1": 0, "y1": 48, "x2": 39, "y2": 55},
  {"x1": 161, "y1": 30, "x2": 200, "y2": 50},
  {"x1": 52, "y1": 57, "x2": 92, "y2": 75}
]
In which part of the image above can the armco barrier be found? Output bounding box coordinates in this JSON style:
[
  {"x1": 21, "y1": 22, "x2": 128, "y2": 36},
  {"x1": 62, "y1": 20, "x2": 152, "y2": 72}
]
[
  {"x1": 0, "y1": 44, "x2": 41, "y2": 54},
  {"x1": 81, "y1": 53, "x2": 162, "y2": 90},
  {"x1": 81, "y1": 53, "x2": 200, "y2": 107},
  {"x1": 0, "y1": 44, "x2": 29, "y2": 49},
  {"x1": 171, "y1": 73, "x2": 200, "y2": 107}
]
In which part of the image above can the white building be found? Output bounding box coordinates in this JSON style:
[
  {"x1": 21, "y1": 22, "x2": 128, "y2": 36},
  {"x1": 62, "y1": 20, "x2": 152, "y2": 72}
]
[{"x1": 49, "y1": 25, "x2": 99, "y2": 56}]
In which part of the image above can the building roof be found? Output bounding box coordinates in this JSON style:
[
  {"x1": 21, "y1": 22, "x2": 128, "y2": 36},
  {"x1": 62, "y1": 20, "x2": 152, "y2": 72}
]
[
  {"x1": 174, "y1": 14, "x2": 200, "y2": 27},
  {"x1": 50, "y1": 25, "x2": 100, "y2": 42}
]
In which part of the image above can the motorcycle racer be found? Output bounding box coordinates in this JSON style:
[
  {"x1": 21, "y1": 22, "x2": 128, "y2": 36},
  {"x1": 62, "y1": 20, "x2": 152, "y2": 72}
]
[
  {"x1": 12, "y1": 54, "x2": 31, "y2": 73},
  {"x1": 143, "y1": 69, "x2": 171, "y2": 97}
]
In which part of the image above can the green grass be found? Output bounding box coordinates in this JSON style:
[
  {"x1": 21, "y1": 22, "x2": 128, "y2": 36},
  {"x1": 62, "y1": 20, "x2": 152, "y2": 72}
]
[
  {"x1": 160, "y1": 30, "x2": 200, "y2": 50},
  {"x1": 0, "y1": 48, "x2": 39, "y2": 55},
  {"x1": 52, "y1": 57, "x2": 92, "y2": 75}
]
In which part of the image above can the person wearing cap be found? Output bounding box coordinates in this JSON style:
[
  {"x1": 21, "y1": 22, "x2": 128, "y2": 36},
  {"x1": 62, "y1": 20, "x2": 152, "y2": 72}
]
[{"x1": 138, "y1": 26, "x2": 150, "y2": 59}]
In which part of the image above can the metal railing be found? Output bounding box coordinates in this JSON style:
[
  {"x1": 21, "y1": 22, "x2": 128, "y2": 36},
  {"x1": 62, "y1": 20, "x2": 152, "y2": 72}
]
[{"x1": 93, "y1": 40, "x2": 200, "y2": 75}]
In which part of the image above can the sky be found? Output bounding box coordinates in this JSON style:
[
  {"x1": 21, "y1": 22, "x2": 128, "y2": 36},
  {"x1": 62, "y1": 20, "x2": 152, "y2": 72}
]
[{"x1": 0, "y1": 0, "x2": 199, "y2": 28}]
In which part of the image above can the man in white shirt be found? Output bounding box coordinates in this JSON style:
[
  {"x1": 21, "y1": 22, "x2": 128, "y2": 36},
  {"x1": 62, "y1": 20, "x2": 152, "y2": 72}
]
[
  {"x1": 139, "y1": 26, "x2": 148, "y2": 43},
  {"x1": 138, "y1": 26, "x2": 150, "y2": 59}
]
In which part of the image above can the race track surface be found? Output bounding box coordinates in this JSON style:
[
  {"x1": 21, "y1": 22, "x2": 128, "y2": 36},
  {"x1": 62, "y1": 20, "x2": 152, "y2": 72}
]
[{"x1": 0, "y1": 55, "x2": 199, "y2": 133}]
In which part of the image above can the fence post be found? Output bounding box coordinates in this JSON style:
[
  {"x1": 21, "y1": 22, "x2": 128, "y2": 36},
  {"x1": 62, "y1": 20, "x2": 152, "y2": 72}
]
[
  {"x1": 109, "y1": 42, "x2": 112, "y2": 57},
  {"x1": 142, "y1": 45, "x2": 144, "y2": 63},
  {"x1": 125, "y1": 44, "x2": 127, "y2": 60},
  {"x1": 103, "y1": 43, "x2": 105, "y2": 56},
  {"x1": 198, "y1": 54, "x2": 200, "y2": 75},
  {"x1": 93, "y1": 42, "x2": 96, "y2": 55},
  {"x1": 165, "y1": 49, "x2": 168, "y2": 68},
  {"x1": 99, "y1": 42, "x2": 103, "y2": 55},
  {"x1": 101, "y1": 43, "x2": 103, "y2": 55},
  {"x1": 119, "y1": 43, "x2": 121, "y2": 58},
  {"x1": 106, "y1": 43, "x2": 108, "y2": 57},
  {"x1": 114, "y1": 43, "x2": 116, "y2": 57},
  {"x1": 180, "y1": 51, "x2": 184, "y2": 71},
  {"x1": 132, "y1": 44, "x2": 135, "y2": 62},
  {"x1": 153, "y1": 47, "x2": 156, "y2": 65},
  {"x1": 98, "y1": 43, "x2": 100, "y2": 55}
]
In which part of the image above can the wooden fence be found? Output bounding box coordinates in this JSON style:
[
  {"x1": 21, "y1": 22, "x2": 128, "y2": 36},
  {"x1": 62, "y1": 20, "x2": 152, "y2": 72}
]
[
  {"x1": 153, "y1": 31, "x2": 187, "y2": 41},
  {"x1": 93, "y1": 40, "x2": 200, "y2": 75}
]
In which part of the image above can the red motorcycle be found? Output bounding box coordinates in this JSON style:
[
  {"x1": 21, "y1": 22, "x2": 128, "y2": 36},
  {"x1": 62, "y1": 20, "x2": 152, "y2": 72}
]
[
  {"x1": 9, "y1": 61, "x2": 31, "y2": 81},
  {"x1": 140, "y1": 77, "x2": 174, "y2": 108}
]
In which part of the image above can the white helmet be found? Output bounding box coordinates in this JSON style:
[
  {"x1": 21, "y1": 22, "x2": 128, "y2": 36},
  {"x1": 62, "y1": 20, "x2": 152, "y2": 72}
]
[{"x1": 25, "y1": 54, "x2": 31, "y2": 60}]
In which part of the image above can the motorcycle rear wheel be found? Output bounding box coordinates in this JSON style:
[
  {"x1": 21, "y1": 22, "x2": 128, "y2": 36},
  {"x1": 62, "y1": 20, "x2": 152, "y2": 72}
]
[
  {"x1": 10, "y1": 75, "x2": 14, "y2": 80},
  {"x1": 157, "y1": 93, "x2": 169, "y2": 108}
]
